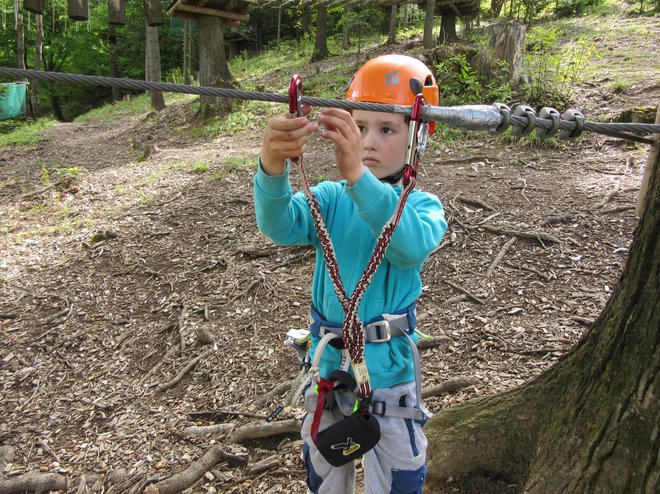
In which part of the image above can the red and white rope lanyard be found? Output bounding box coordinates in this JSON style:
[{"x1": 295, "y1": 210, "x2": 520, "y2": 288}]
[{"x1": 288, "y1": 75, "x2": 427, "y2": 398}]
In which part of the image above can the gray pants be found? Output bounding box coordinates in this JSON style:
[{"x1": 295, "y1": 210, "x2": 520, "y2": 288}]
[{"x1": 301, "y1": 380, "x2": 428, "y2": 494}]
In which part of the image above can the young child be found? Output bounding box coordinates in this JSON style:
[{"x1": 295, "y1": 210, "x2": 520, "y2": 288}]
[{"x1": 254, "y1": 54, "x2": 447, "y2": 494}]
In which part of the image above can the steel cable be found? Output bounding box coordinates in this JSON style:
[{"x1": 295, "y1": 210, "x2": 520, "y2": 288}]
[{"x1": 1, "y1": 67, "x2": 658, "y2": 143}]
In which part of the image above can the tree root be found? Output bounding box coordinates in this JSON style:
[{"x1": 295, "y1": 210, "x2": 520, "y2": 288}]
[
  {"x1": 145, "y1": 445, "x2": 247, "y2": 494},
  {"x1": 0, "y1": 472, "x2": 67, "y2": 494}
]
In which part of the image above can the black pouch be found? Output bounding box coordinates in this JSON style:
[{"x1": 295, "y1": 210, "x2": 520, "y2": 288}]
[{"x1": 315, "y1": 409, "x2": 381, "y2": 467}]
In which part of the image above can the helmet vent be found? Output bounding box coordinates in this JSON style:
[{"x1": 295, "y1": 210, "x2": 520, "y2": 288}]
[
  {"x1": 424, "y1": 75, "x2": 434, "y2": 86},
  {"x1": 409, "y1": 77, "x2": 423, "y2": 96}
]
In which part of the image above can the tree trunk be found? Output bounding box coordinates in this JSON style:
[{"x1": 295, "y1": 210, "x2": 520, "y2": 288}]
[
  {"x1": 14, "y1": 0, "x2": 26, "y2": 72},
  {"x1": 145, "y1": 24, "x2": 165, "y2": 111},
  {"x1": 311, "y1": 7, "x2": 328, "y2": 62},
  {"x1": 67, "y1": 0, "x2": 88, "y2": 21},
  {"x1": 489, "y1": 22, "x2": 526, "y2": 85},
  {"x1": 108, "y1": 25, "x2": 121, "y2": 101},
  {"x1": 423, "y1": 0, "x2": 435, "y2": 49},
  {"x1": 183, "y1": 19, "x2": 192, "y2": 85},
  {"x1": 492, "y1": 0, "x2": 506, "y2": 17},
  {"x1": 198, "y1": 15, "x2": 234, "y2": 118},
  {"x1": 403, "y1": 3, "x2": 409, "y2": 28},
  {"x1": 277, "y1": 7, "x2": 282, "y2": 47},
  {"x1": 387, "y1": 3, "x2": 398, "y2": 45},
  {"x1": 302, "y1": 7, "x2": 311, "y2": 38},
  {"x1": 342, "y1": 6, "x2": 350, "y2": 51},
  {"x1": 637, "y1": 104, "x2": 659, "y2": 215},
  {"x1": 30, "y1": 13, "x2": 42, "y2": 117},
  {"x1": 426, "y1": 137, "x2": 660, "y2": 493},
  {"x1": 438, "y1": 11, "x2": 458, "y2": 45}
]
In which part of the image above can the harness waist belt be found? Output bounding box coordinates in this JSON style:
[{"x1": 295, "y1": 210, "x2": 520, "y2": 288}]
[{"x1": 316, "y1": 315, "x2": 410, "y2": 343}]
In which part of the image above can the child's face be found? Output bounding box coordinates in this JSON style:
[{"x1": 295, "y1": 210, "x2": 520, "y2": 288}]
[{"x1": 352, "y1": 110, "x2": 408, "y2": 180}]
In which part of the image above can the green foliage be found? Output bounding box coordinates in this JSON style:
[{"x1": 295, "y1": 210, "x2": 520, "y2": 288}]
[
  {"x1": 226, "y1": 155, "x2": 256, "y2": 171},
  {"x1": 192, "y1": 161, "x2": 209, "y2": 173},
  {"x1": 434, "y1": 55, "x2": 514, "y2": 106},
  {"x1": 0, "y1": 118, "x2": 56, "y2": 148},
  {"x1": 523, "y1": 26, "x2": 600, "y2": 109}
]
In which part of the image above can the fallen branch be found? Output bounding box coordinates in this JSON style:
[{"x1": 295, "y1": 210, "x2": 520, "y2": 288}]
[
  {"x1": 601, "y1": 205, "x2": 636, "y2": 214},
  {"x1": 441, "y1": 279, "x2": 485, "y2": 305},
  {"x1": 0, "y1": 472, "x2": 67, "y2": 494},
  {"x1": 230, "y1": 418, "x2": 301, "y2": 444},
  {"x1": 183, "y1": 423, "x2": 235, "y2": 435},
  {"x1": 0, "y1": 313, "x2": 16, "y2": 320},
  {"x1": 421, "y1": 376, "x2": 480, "y2": 398},
  {"x1": 540, "y1": 214, "x2": 575, "y2": 227},
  {"x1": 456, "y1": 195, "x2": 495, "y2": 211},
  {"x1": 253, "y1": 382, "x2": 292, "y2": 407},
  {"x1": 486, "y1": 237, "x2": 517, "y2": 278},
  {"x1": 155, "y1": 349, "x2": 213, "y2": 394},
  {"x1": 480, "y1": 224, "x2": 560, "y2": 245},
  {"x1": 590, "y1": 187, "x2": 619, "y2": 210},
  {"x1": 445, "y1": 294, "x2": 467, "y2": 304}
]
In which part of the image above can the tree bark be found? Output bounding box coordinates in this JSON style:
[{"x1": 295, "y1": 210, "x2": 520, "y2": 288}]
[
  {"x1": 14, "y1": 0, "x2": 26, "y2": 72},
  {"x1": 426, "y1": 141, "x2": 660, "y2": 493},
  {"x1": 438, "y1": 11, "x2": 458, "y2": 45},
  {"x1": 183, "y1": 19, "x2": 192, "y2": 85},
  {"x1": 311, "y1": 7, "x2": 328, "y2": 62},
  {"x1": 145, "y1": 25, "x2": 165, "y2": 111},
  {"x1": 637, "y1": 104, "x2": 659, "y2": 215},
  {"x1": 302, "y1": 7, "x2": 311, "y2": 38},
  {"x1": 108, "y1": 25, "x2": 121, "y2": 101},
  {"x1": 198, "y1": 15, "x2": 234, "y2": 118},
  {"x1": 490, "y1": 22, "x2": 526, "y2": 85},
  {"x1": 142, "y1": 0, "x2": 163, "y2": 27},
  {"x1": 30, "y1": 12, "x2": 42, "y2": 117},
  {"x1": 342, "y1": 6, "x2": 351, "y2": 51},
  {"x1": 387, "y1": 3, "x2": 398, "y2": 45},
  {"x1": 423, "y1": 0, "x2": 436, "y2": 49},
  {"x1": 23, "y1": 0, "x2": 44, "y2": 15},
  {"x1": 492, "y1": 0, "x2": 506, "y2": 17}
]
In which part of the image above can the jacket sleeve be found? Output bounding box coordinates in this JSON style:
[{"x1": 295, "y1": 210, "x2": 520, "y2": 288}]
[
  {"x1": 346, "y1": 168, "x2": 447, "y2": 269},
  {"x1": 253, "y1": 159, "x2": 330, "y2": 247}
]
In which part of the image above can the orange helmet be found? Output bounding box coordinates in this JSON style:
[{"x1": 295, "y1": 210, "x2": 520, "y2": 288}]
[{"x1": 345, "y1": 54, "x2": 439, "y2": 107}]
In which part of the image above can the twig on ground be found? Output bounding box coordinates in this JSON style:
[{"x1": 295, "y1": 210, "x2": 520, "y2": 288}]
[
  {"x1": 480, "y1": 224, "x2": 561, "y2": 245},
  {"x1": 540, "y1": 214, "x2": 575, "y2": 226},
  {"x1": 590, "y1": 187, "x2": 620, "y2": 210},
  {"x1": 486, "y1": 237, "x2": 517, "y2": 278},
  {"x1": 155, "y1": 349, "x2": 213, "y2": 394},
  {"x1": 183, "y1": 423, "x2": 235, "y2": 435},
  {"x1": 441, "y1": 279, "x2": 485, "y2": 305},
  {"x1": 503, "y1": 261, "x2": 551, "y2": 281},
  {"x1": 455, "y1": 195, "x2": 495, "y2": 211},
  {"x1": 253, "y1": 382, "x2": 293, "y2": 407}
]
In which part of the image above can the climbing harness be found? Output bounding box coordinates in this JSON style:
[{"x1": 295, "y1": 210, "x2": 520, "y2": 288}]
[{"x1": 1, "y1": 67, "x2": 658, "y2": 144}]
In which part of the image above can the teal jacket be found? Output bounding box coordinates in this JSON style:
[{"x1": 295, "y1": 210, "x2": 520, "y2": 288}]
[{"x1": 254, "y1": 161, "x2": 447, "y2": 389}]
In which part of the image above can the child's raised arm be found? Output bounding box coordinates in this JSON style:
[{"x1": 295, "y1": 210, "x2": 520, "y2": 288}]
[{"x1": 318, "y1": 108, "x2": 365, "y2": 185}]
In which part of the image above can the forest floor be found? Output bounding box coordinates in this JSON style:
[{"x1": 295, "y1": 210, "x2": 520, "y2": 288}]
[{"x1": 1, "y1": 14, "x2": 659, "y2": 494}]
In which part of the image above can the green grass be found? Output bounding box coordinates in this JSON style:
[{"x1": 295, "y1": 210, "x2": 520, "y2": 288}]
[
  {"x1": 0, "y1": 118, "x2": 57, "y2": 148},
  {"x1": 75, "y1": 92, "x2": 195, "y2": 123}
]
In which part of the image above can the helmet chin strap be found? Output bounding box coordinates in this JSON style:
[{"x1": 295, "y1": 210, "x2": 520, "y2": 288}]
[{"x1": 379, "y1": 167, "x2": 406, "y2": 185}]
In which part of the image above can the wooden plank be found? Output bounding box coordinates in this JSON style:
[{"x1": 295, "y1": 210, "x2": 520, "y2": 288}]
[{"x1": 170, "y1": 1, "x2": 250, "y2": 21}]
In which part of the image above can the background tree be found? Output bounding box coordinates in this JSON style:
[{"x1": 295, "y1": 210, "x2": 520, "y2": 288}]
[
  {"x1": 423, "y1": 0, "x2": 435, "y2": 48},
  {"x1": 311, "y1": 7, "x2": 328, "y2": 62},
  {"x1": 425, "y1": 120, "x2": 660, "y2": 493},
  {"x1": 145, "y1": 24, "x2": 164, "y2": 111}
]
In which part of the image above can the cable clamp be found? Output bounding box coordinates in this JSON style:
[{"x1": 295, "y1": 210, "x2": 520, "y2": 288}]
[
  {"x1": 492, "y1": 103, "x2": 511, "y2": 134},
  {"x1": 537, "y1": 107, "x2": 561, "y2": 139},
  {"x1": 512, "y1": 105, "x2": 536, "y2": 137},
  {"x1": 560, "y1": 109, "x2": 585, "y2": 140}
]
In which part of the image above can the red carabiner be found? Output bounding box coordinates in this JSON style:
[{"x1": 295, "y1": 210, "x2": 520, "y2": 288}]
[{"x1": 289, "y1": 74, "x2": 303, "y2": 117}]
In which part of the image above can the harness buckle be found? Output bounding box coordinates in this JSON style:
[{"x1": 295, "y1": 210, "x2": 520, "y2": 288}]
[{"x1": 368, "y1": 319, "x2": 391, "y2": 343}]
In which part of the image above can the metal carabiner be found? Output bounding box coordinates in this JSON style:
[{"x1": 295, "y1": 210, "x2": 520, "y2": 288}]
[
  {"x1": 288, "y1": 74, "x2": 303, "y2": 118},
  {"x1": 403, "y1": 94, "x2": 426, "y2": 186}
]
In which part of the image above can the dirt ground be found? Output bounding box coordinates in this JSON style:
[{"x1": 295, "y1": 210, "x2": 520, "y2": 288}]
[{"x1": 1, "y1": 32, "x2": 658, "y2": 494}]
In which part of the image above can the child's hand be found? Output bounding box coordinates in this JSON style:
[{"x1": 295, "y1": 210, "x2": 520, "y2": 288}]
[
  {"x1": 261, "y1": 106, "x2": 317, "y2": 175},
  {"x1": 318, "y1": 108, "x2": 365, "y2": 185}
]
